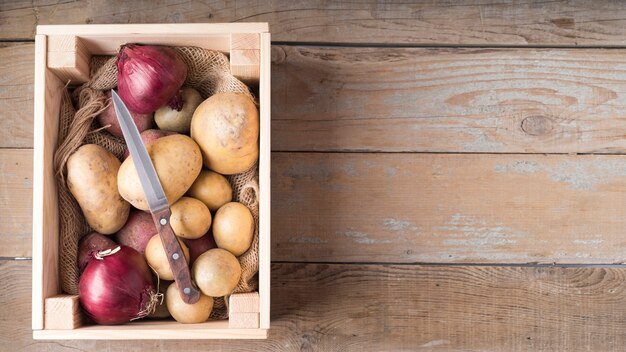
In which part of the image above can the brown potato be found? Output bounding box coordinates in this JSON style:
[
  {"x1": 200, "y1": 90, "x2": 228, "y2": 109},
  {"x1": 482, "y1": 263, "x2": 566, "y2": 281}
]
[
  {"x1": 187, "y1": 170, "x2": 233, "y2": 211},
  {"x1": 145, "y1": 234, "x2": 190, "y2": 281},
  {"x1": 166, "y1": 282, "x2": 214, "y2": 323},
  {"x1": 170, "y1": 197, "x2": 212, "y2": 239},
  {"x1": 118, "y1": 134, "x2": 202, "y2": 210},
  {"x1": 67, "y1": 144, "x2": 130, "y2": 234},
  {"x1": 213, "y1": 202, "x2": 254, "y2": 256},
  {"x1": 192, "y1": 248, "x2": 241, "y2": 297},
  {"x1": 190, "y1": 93, "x2": 259, "y2": 175}
]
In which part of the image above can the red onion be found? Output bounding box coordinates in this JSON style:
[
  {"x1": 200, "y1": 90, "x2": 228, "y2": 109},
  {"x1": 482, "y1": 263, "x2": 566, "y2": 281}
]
[
  {"x1": 79, "y1": 245, "x2": 159, "y2": 325},
  {"x1": 117, "y1": 44, "x2": 187, "y2": 114}
]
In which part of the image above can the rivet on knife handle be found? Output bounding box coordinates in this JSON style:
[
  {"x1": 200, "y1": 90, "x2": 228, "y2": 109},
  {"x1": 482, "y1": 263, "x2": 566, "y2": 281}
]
[{"x1": 152, "y1": 207, "x2": 201, "y2": 304}]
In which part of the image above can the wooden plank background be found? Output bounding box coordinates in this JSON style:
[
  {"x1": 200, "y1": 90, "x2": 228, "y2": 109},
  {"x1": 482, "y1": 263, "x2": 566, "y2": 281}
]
[
  {"x1": 3, "y1": 0, "x2": 626, "y2": 350},
  {"x1": 4, "y1": 261, "x2": 626, "y2": 351},
  {"x1": 5, "y1": 1, "x2": 626, "y2": 46}
]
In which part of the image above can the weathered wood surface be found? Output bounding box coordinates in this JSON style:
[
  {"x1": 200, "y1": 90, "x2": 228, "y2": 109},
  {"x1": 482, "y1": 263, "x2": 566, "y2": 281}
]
[
  {"x1": 6, "y1": 1, "x2": 626, "y2": 46},
  {"x1": 272, "y1": 46, "x2": 626, "y2": 153},
  {"x1": 4, "y1": 260, "x2": 626, "y2": 351},
  {"x1": 272, "y1": 152, "x2": 626, "y2": 264},
  {"x1": 0, "y1": 43, "x2": 34, "y2": 148},
  {"x1": 6, "y1": 148, "x2": 626, "y2": 264},
  {"x1": 8, "y1": 43, "x2": 626, "y2": 153},
  {"x1": 0, "y1": 150, "x2": 32, "y2": 258}
]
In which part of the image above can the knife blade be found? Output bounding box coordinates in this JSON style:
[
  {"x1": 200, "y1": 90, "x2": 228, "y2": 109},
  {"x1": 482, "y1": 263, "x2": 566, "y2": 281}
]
[{"x1": 112, "y1": 90, "x2": 200, "y2": 304}]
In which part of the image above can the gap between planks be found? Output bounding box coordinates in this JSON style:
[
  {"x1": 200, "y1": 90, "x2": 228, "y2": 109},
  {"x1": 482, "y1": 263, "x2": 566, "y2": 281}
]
[
  {"x1": 5, "y1": 257, "x2": 626, "y2": 269},
  {"x1": 11, "y1": 38, "x2": 626, "y2": 49}
]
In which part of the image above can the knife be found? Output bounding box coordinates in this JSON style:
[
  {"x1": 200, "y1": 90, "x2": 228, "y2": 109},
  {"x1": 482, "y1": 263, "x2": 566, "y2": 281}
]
[{"x1": 112, "y1": 90, "x2": 201, "y2": 305}]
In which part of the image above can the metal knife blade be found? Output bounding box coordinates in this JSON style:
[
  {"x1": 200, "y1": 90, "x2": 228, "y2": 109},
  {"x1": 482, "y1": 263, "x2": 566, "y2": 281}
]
[
  {"x1": 111, "y1": 90, "x2": 168, "y2": 214},
  {"x1": 112, "y1": 90, "x2": 200, "y2": 304}
]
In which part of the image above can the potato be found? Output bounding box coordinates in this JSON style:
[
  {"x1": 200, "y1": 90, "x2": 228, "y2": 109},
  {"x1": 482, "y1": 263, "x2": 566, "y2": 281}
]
[
  {"x1": 170, "y1": 197, "x2": 211, "y2": 239},
  {"x1": 97, "y1": 90, "x2": 153, "y2": 138},
  {"x1": 182, "y1": 231, "x2": 217, "y2": 265},
  {"x1": 122, "y1": 129, "x2": 177, "y2": 159},
  {"x1": 77, "y1": 232, "x2": 117, "y2": 272},
  {"x1": 190, "y1": 93, "x2": 259, "y2": 175},
  {"x1": 213, "y1": 202, "x2": 254, "y2": 256},
  {"x1": 155, "y1": 87, "x2": 203, "y2": 133},
  {"x1": 145, "y1": 234, "x2": 190, "y2": 281},
  {"x1": 67, "y1": 144, "x2": 130, "y2": 234},
  {"x1": 187, "y1": 170, "x2": 232, "y2": 211},
  {"x1": 192, "y1": 248, "x2": 241, "y2": 297},
  {"x1": 118, "y1": 134, "x2": 202, "y2": 210},
  {"x1": 166, "y1": 282, "x2": 213, "y2": 323},
  {"x1": 114, "y1": 209, "x2": 157, "y2": 254}
]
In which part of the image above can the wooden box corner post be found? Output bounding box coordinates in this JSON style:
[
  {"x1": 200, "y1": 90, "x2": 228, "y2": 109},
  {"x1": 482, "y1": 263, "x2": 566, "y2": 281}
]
[
  {"x1": 229, "y1": 292, "x2": 260, "y2": 329},
  {"x1": 44, "y1": 295, "x2": 84, "y2": 330},
  {"x1": 230, "y1": 33, "x2": 261, "y2": 85},
  {"x1": 47, "y1": 35, "x2": 91, "y2": 84}
]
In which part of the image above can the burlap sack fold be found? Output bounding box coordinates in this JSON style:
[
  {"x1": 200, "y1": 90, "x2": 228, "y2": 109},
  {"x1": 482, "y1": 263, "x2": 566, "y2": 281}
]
[{"x1": 54, "y1": 47, "x2": 259, "y2": 320}]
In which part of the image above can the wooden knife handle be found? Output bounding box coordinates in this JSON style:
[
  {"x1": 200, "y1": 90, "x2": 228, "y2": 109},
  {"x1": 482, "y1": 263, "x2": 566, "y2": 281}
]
[{"x1": 151, "y1": 207, "x2": 201, "y2": 304}]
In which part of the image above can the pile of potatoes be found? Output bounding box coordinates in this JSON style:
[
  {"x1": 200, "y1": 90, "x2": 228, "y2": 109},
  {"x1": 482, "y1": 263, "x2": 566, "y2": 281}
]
[{"x1": 69, "y1": 89, "x2": 259, "y2": 324}]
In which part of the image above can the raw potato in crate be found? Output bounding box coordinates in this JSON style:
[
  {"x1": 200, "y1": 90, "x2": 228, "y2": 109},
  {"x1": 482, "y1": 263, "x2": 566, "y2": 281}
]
[
  {"x1": 213, "y1": 202, "x2": 255, "y2": 256},
  {"x1": 117, "y1": 134, "x2": 203, "y2": 211},
  {"x1": 54, "y1": 45, "x2": 261, "y2": 322},
  {"x1": 188, "y1": 169, "x2": 233, "y2": 211},
  {"x1": 170, "y1": 197, "x2": 212, "y2": 239},
  {"x1": 66, "y1": 144, "x2": 130, "y2": 234},
  {"x1": 191, "y1": 92, "x2": 260, "y2": 175}
]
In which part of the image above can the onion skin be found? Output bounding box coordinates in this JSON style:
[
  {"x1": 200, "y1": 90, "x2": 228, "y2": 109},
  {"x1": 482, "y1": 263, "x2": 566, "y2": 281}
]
[
  {"x1": 117, "y1": 44, "x2": 187, "y2": 114},
  {"x1": 79, "y1": 246, "x2": 156, "y2": 325}
]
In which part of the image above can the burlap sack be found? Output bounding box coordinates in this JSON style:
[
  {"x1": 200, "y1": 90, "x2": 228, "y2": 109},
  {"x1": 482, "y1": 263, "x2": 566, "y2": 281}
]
[{"x1": 53, "y1": 47, "x2": 259, "y2": 320}]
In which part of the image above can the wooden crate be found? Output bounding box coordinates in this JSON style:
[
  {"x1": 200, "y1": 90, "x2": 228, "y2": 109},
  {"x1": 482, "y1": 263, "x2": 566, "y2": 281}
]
[{"x1": 31, "y1": 23, "x2": 271, "y2": 339}]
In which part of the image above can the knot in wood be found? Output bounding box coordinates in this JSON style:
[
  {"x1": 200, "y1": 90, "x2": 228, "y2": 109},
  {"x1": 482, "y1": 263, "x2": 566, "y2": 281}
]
[
  {"x1": 521, "y1": 115, "x2": 553, "y2": 136},
  {"x1": 271, "y1": 46, "x2": 286, "y2": 64}
]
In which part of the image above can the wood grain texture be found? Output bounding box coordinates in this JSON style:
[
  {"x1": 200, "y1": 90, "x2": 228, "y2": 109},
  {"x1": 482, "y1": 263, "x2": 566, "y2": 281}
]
[
  {"x1": 272, "y1": 45, "x2": 626, "y2": 153},
  {"x1": 0, "y1": 149, "x2": 32, "y2": 258},
  {"x1": 47, "y1": 35, "x2": 90, "y2": 84},
  {"x1": 6, "y1": 1, "x2": 626, "y2": 45},
  {"x1": 229, "y1": 292, "x2": 260, "y2": 313},
  {"x1": 271, "y1": 152, "x2": 626, "y2": 264},
  {"x1": 8, "y1": 148, "x2": 626, "y2": 264},
  {"x1": 5, "y1": 260, "x2": 626, "y2": 351},
  {"x1": 44, "y1": 295, "x2": 83, "y2": 330},
  {"x1": 31, "y1": 36, "x2": 63, "y2": 329},
  {"x1": 0, "y1": 42, "x2": 34, "y2": 148},
  {"x1": 258, "y1": 31, "x2": 272, "y2": 331},
  {"x1": 228, "y1": 312, "x2": 259, "y2": 329},
  {"x1": 8, "y1": 43, "x2": 626, "y2": 153}
]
